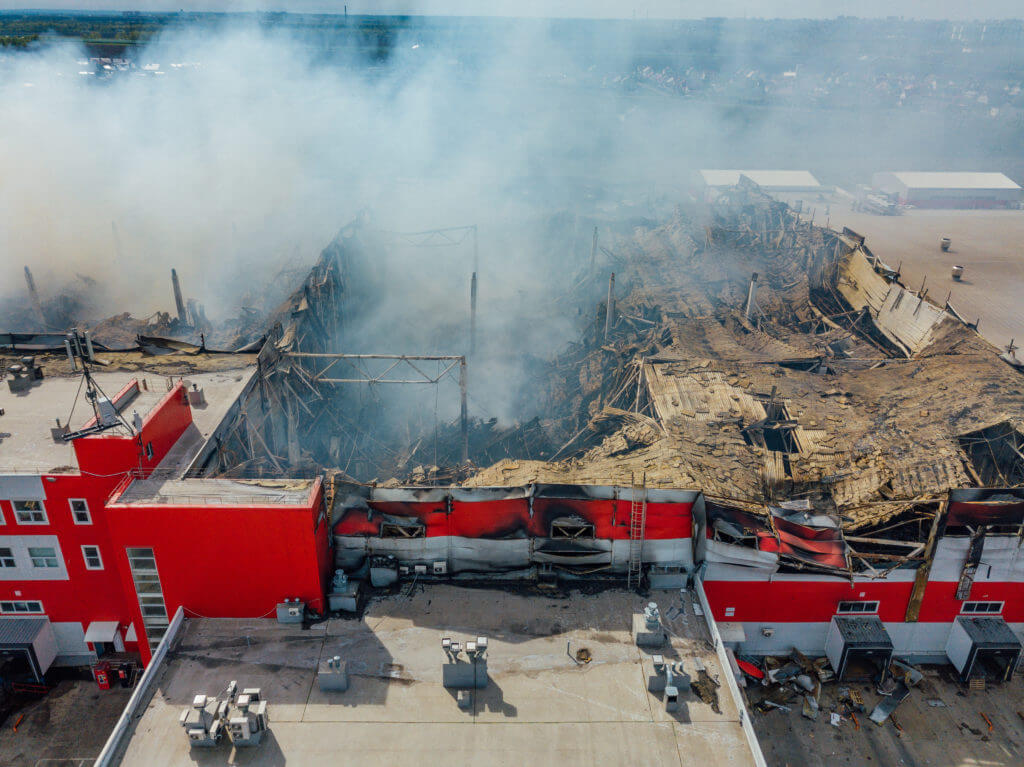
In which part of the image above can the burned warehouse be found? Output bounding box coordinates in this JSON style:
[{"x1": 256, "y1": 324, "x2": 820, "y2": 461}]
[{"x1": 3, "y1": 175, "x2": 1024, "y2": 766}]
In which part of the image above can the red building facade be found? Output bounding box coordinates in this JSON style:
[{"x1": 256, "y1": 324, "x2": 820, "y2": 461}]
[{"x1": 0, "y1": 380, "x2": 329, "y2": 669}]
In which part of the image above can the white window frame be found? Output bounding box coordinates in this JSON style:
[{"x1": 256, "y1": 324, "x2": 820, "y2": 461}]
[
  {"x1": 127, "y1": 547, "x2": 169, "y2": 651},
  {"x1": 82, "y1": 545, "x2": 104, "y2": 571},
  {"x1": 0, "y1": 600, "x2": 44, "y2": 615},
  {"x1": 837, "y1": 600, "x2": 880, "y2": 614},
  {"x1": 961, "y1": 601, "x2": 1004, "y2": 615},
  {"x1": 0, "y1": 547, "x2": 15, "y2": 568},
  {"x1": 28, "y1": 546, "x2": 59, "y2": 569},
  {"x1": 13, "y1": 500, "x2": 48, "y2": 525},
  {"x1": 69, "y1": 499, "x2": 92, "y2": 525}
]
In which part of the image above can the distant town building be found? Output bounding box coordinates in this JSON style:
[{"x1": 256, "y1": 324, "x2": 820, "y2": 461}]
[
  {"x1": 872, "y1": 171, "x2": 1023, "y2": 209},
  {"x1": 697, "y1": 169, "x2": 823, "y2": 194}
]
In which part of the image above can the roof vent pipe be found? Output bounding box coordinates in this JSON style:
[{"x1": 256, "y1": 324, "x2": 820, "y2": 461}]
[
  {"x1": 84, "y1": 331, "x2": 95, "y2": 362},
  {"x1": 745, "y1": 272, "x2": 759, "y2": 320},
  {"x1": 64, "y1": 338, "x2": 78, "y2": 372}
]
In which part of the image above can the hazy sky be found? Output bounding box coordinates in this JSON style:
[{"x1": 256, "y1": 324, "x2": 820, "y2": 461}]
[{"x1": 0, "y1": 1, "x2": 1021, "y2": 21}]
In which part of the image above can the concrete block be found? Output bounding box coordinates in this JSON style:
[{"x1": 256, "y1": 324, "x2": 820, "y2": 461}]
[
  {"x1": 328, "y1": 579, "x2": 361, "y2": 612},
  {"x1": 665, "y1": 685, "x2": 681, "y2": 712},
  {"x1": 276, "y1": 600, "x2": 304, "y2": 624},
  {"x1": 633, "y1": 612, "x2": 666, "y2": 649},
  {"x1": 443, "y1": 659, "x2": 488, "y2": 690},
  {"x1": 649, "y1": 655, "x2": 668, "y2": 692},
  {"x1": 473, "y1": 658, "x2": 488, "y2": 689},
  {"x1": 318, "y1": 657, "x2": 349, "y2": 692}
]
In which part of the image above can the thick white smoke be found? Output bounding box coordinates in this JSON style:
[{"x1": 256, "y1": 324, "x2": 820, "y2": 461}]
[{"x1": 1, "y1": 16, "x2": 1016, "y2": 431}]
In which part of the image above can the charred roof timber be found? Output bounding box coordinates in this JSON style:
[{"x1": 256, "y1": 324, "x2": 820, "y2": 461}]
[{"x1": 463, "y1": 179, "x2": 1024, "y2": 573}]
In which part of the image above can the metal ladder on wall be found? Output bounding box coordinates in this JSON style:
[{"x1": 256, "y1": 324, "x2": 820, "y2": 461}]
[{"x1": 627, "y1": 475, "x2": 648, "y2": 590}]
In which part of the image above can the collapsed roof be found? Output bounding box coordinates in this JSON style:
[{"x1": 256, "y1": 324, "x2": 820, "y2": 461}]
[{"x1": 469, "y1": 180, "x2": 1024, "y2": 532}]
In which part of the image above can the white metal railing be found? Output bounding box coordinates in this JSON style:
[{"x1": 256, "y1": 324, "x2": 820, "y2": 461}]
[
  {"x1": 110, "y1": 468, "x2": 315, "y2": 507},
  {"x1": 694, "y1": 578, "x2": 768, "y2": 767},
  {"x1": 114, "y1": 490, "x2": 310, "y2": 506},
  {"x1": 0, "y1": 467, "x2": 82, "y2": 476},
  {"x1": 93, "y1": 606, "x2": 185, "y2": 767}
]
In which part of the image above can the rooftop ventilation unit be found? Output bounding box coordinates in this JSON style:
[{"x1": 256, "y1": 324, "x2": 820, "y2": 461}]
[
  {"x1": 442, "y1": 634, "x2": 490, "y2": 691},
  {"x1": 180, "y1": 681, "x2": 269, "y2": 748},
  {"x1": 226, "y1": 688, "x2": 269, "y2": 747}
]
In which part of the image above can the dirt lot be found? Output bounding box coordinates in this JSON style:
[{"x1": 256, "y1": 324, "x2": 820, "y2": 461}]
[
  {"x1": 0, "y1": 680, "x2": 131, "y2": 767},
  {"x1": 830, "y1": 205, "x2": 1024, "y2": 353},
  {"x1": 753, "y1": 666, "x2": 1024, "y2": 767}
]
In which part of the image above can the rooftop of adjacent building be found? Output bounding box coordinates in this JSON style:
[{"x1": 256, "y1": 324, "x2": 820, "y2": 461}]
[
  {"x1": 111, "y1": 585, "x2": 758, "y2": 767},
  {"x1": 878, "y1": 171, "x2": 1022, "y2": 190},
  {"x1": 0, "y1": 361, "x2": 256, "y2": 475},
  {"x1": 699, "y1": 169, "x2": 822, "y2": 188},
  {"x1": 111, "y1": 476, "x2": 317, "y2": 506}
]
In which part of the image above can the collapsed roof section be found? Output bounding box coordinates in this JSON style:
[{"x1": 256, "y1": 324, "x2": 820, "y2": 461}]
[{"x1": 470, "y1": 180, "x2": 1023, "y2": 535}]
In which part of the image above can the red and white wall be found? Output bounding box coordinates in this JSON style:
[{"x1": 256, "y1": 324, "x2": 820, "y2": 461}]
[
  {"x1": 700, "y1": 532, "x2": 1024, "y2": 660},
  {"x1": 333, "y1": 485, "x2": 698, "y2": 574}
]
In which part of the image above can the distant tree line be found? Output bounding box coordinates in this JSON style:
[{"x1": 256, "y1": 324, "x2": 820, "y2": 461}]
[{"x1": 0, "y1": 34, "x2": 39, "y2": 48}]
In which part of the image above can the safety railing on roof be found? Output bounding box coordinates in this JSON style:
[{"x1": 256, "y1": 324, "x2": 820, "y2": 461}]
[
  {"x1": 0, "y1": 466, "x2": 81, "y2": 476},
  {"x1": 110, "y1": 467, "x2": 316, "y2": 507},
  {"x1": 114, "y1": 492, "x2": 311, "y2": 506}
]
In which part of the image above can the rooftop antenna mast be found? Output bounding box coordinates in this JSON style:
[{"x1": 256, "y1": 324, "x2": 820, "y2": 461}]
[{"x1": 60, "y1": 330, "x2": 134, "y2": 442}]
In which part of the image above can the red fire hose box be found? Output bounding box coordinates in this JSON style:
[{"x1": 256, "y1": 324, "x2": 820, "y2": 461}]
[{"x1": 93, "y1": 661, "x2": 112, "y2": 690}]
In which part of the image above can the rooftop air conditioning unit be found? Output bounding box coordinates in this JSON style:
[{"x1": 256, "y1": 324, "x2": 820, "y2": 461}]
[{"x1": 433, "y1": 561, "x2": 448, "y2": 575}]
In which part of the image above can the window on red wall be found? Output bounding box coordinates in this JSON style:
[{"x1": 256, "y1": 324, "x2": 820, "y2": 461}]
[
  {"x1": 14, "y1": 500, "x2": 47, "y2": 524},
  {"x1": 29, "y1": 547, "x2": 59, "y2": 568},
  {"x1": 0, "y1": 600, "x2": 44, "y2": 614},
  {"x1": 70, "y1": 499, "x2": 92, "y2": 525},
  {"x1": 82, "y1": 546, "x2": 103, "y2": 570},
  {"x1": 962, "y1": 601, "x2": 1003, "y2": 615},
  {"x1": 837, "y1": 601, "x2": 879, "y2": 614}
]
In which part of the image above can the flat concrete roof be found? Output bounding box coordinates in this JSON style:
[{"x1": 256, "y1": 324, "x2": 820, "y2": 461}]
[
  {"x1": 115, "y1": 586, "x2": 757, "y2": 767},
  {"x1": 0, "y1": 367, "x2": 255, "y2": 474},
  {"x1": 113, "y1": 476, "x2": 315, "y2": 506},
  {"x1": 700, "y1": 170, "x2": 821, "y2": 189},
  {"x1": 879, "y1": 171, "x2": 1021, "y2": 190}
]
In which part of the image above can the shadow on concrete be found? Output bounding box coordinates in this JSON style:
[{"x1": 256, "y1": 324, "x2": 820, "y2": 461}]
[
  {"x1": 473, "y1": 677, "x2": 518, "y2": 718},
  {"x1": 188, "y1": 729, "x2": 286, "y2": 766}
]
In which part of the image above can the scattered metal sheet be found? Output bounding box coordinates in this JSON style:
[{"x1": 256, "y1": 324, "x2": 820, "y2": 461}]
[{"x1": 869, "y1": 681, "x2": 911, "y2": 725}]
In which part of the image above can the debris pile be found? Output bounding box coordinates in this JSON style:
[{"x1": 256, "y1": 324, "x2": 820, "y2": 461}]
[
  {"x1": 743, "y1": 650, "x2": 927, "y2": 733},
  {"x1": 467, "y1": 180, "x2": 1024, "y2": 575}
]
